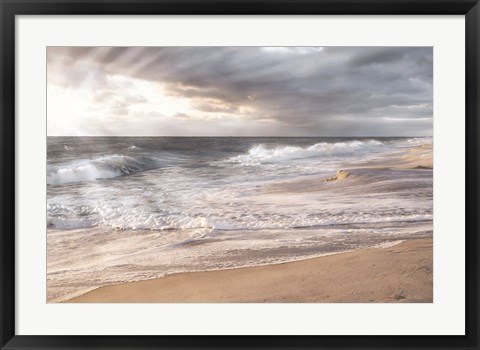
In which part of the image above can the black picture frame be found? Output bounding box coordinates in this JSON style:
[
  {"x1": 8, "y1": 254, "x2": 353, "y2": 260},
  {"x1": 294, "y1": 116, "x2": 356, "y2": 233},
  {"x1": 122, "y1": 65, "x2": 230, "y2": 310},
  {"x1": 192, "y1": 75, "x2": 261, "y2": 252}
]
[{"x1": 1, "y1": 0, "x2": 479, "y2": 349}]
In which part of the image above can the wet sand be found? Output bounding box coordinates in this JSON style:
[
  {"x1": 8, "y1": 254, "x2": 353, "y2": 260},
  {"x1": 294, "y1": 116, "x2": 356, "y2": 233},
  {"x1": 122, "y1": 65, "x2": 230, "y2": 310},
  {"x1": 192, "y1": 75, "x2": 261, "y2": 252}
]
[
  {"x1": 360, "y1": 143, "x2": 433, "y2": 170},
  {"x1": 69, "y1": 238, "x2": 432, "y2": 303}
]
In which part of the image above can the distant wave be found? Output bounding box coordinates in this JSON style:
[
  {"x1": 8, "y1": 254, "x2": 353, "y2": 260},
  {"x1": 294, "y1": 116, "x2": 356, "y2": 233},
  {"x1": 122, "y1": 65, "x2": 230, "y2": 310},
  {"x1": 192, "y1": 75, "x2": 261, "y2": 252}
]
[
  {"x1": 225, "y1": 140, "x2": 384, "y2": 164},
  {"x1": 47, "y1": 154, "x2": 160, "y2": 185}
]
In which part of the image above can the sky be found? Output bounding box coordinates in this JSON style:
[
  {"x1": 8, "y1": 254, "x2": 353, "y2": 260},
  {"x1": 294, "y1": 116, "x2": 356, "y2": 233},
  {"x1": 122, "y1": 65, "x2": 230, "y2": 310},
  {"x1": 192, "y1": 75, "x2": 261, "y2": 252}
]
[{"x1": 47, "y1": 46, "x2": 433, "y2": 137}]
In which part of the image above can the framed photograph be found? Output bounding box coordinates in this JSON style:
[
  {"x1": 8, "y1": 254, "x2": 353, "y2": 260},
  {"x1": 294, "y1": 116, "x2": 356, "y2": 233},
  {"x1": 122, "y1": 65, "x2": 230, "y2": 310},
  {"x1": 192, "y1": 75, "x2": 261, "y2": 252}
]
[{"x1": 1, "y1": 0, "x2": 478, "y2": 349}]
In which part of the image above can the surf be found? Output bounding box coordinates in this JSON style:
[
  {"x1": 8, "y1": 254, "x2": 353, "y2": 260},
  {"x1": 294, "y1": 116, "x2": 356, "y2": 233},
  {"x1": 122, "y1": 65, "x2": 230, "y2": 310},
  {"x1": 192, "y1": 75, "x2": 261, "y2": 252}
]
[
  {"x1": 226, "y1": 139, "x2": 384, "y2": 164},
  {"x1": 47, "y1": 154, "x2": 160, "y2": 185}
]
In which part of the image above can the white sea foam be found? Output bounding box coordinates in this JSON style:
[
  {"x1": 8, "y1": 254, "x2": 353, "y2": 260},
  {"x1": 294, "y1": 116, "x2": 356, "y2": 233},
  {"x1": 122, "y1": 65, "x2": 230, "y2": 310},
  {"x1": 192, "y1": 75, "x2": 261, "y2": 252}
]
[
  {"x1": 226, "y1": 140, "x2": 383, "y2": 165},
  {"x1": 46, "y1": 200, "x2": 433, "y2": 231},
  {"x1": 47, "y1": 154, "x2": 159, "y2": 185}
]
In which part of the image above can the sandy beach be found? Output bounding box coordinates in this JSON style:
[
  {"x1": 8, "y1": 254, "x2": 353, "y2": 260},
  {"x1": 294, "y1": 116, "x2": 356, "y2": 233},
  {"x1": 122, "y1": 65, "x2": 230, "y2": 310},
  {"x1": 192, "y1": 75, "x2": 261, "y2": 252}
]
[{"x1": 69, "y1": 238, "x2": 432, "y2": 303}]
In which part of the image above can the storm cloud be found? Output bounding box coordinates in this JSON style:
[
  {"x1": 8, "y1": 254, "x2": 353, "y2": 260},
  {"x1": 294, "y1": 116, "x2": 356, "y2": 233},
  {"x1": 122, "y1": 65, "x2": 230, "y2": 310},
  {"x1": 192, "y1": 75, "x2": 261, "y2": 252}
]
[{"x1": 47, "y1": 46, "x2": 432, "y2": 136}]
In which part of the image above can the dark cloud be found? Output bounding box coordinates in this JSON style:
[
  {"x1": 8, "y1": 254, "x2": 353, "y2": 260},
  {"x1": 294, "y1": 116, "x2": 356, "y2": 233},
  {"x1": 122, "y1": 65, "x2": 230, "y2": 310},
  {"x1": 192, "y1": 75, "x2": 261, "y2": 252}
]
[{"x1": 47, "y1": 46, "x2": 432, "y2": 136}]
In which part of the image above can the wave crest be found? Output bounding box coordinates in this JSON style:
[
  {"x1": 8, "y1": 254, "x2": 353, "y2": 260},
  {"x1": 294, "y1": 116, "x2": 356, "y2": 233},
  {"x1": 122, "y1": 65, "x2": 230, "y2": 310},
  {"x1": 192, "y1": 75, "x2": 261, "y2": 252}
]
[
  {"x1": 226, "y1": 140, "x2": 383, "y2": 164},
  {"x1": 47, "y1": 154, "x2": 159, "y2": 185}
]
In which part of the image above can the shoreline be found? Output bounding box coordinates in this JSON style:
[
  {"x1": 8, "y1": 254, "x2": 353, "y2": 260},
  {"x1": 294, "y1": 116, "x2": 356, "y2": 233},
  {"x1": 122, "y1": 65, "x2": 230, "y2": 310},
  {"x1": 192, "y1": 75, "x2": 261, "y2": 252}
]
[{"x1": 68, "y1": 237, "x2": 432, "y2": 303}]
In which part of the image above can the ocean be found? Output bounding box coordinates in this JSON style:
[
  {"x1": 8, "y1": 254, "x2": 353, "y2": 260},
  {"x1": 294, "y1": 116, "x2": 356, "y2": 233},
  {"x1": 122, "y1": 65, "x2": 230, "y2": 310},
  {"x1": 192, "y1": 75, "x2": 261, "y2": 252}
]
[{"x1": 47, "y1": 137, "x2": 433, "y2": 302}]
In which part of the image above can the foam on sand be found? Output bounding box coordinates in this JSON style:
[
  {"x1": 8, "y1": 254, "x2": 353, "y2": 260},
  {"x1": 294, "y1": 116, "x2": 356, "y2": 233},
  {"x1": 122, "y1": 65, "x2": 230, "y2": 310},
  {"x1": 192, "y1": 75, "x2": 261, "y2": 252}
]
[{"x1": 68, "y1": 238, "x2": 432, "y2": 303}]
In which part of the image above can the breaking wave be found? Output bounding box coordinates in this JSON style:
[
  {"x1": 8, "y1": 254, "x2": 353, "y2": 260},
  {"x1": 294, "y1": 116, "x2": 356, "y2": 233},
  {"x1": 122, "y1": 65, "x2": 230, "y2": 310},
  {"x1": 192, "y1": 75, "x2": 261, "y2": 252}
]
[
  {"x1": 226, "y1": 140, "x2": 383, "y2": 164},
  {"x1": 47, "y1": 154, "x2": 160, "y2": 185}
]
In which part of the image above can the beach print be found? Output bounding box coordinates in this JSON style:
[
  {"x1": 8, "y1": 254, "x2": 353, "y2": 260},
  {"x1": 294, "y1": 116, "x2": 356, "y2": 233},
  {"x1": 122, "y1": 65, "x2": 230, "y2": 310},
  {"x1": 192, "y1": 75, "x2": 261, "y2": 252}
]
[{"x1": 47, "y1": 47, "x2": 433, "y2": 303}]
